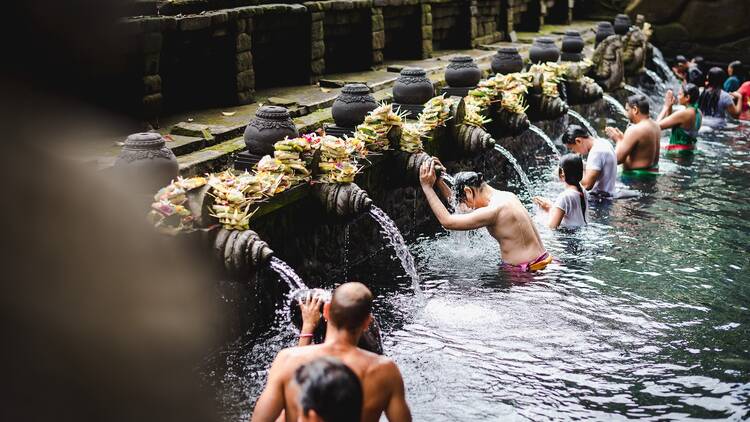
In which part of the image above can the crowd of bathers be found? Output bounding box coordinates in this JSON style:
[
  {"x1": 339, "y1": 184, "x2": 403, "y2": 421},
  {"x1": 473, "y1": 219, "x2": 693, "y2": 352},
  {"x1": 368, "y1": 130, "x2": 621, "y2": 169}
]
[{"x1": 249, "y1": 58, "x2": 748, "y2": 422}]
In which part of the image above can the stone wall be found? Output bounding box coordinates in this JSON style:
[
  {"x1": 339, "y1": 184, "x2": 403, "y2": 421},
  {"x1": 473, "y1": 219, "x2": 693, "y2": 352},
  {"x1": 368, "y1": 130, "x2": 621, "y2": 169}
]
[{"x1": 119, "y1": 0, "x2": 573, "y2": 121}]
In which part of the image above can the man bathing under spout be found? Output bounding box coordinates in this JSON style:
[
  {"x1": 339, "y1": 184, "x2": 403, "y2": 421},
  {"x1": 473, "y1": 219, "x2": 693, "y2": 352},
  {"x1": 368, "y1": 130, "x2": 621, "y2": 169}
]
[
  {"x1": 605, "y1": 94, "x2": 661, "y2": 179},
  {"x1": 419, "y1": 159, "x2": 551, "y2": 272}
]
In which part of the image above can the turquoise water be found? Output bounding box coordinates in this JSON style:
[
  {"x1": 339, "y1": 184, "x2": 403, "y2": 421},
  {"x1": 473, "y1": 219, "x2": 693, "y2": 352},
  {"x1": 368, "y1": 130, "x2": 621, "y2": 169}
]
[{"x1": 208, "y1": 98, "x2": 750, "y2": 420}]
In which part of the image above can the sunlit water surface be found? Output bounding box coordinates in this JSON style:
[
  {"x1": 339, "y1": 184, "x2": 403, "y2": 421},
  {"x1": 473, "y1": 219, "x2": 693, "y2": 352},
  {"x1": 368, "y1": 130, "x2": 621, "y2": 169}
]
[{"x1": 205, "y1": 90, "x2": 750, "y2": 421}]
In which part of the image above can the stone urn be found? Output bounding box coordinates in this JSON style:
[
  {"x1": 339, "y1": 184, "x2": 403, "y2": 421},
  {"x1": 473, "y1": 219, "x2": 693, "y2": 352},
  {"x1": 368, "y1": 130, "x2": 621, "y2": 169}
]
[
  {"x1": 392, "y1": 67, "x2": 434, "y2": 118},
  {"x1": 596, "y1": 22, "x2": 615, "y2": 46},
  {"x1": 114, "y1": 132, "x2": 178, "y2": 195},
  {"x1": 331, "y1": 84, "x2": 377, "y2": 128},
  {"x1": 445, "y1": 55, "x2": 481, "y2": 87},
  {"x1": 561, "y1": 30, "x2": 584, "y2": 62},
  {"x1": 614, "y1": 14, "x2": 631, "y2": 35},
  {"x1": 242, "y1": 106, "x2": 298, "y2": 165},
  {"x1": 529, "y1": 37, "x2": 560, "y2": 64},
  {"x1": 491, "y1": 47, "x2": 524, "y2": 75}
]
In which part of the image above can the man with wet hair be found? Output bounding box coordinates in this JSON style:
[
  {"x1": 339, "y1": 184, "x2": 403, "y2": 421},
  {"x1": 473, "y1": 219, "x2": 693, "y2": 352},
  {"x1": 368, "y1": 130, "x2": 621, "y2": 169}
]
[
  {"x1": 673, "y1": 55, "x2": 689, "y2": 82},
  {"x1": 605, "y1": 94, "x2": 661, "y2": 178},
  {"x1": 294, "y1": 357, "x2": 363, "y2": 422},
  {"x1": 419, "y1": 159, "x2": 551, "y2": 272},
  {"x1": 252, "y1": 282, "x2": 411, "y2": 422},
  {"x1": 562, "y1": 125, "x2": 617, "y2": 197}
]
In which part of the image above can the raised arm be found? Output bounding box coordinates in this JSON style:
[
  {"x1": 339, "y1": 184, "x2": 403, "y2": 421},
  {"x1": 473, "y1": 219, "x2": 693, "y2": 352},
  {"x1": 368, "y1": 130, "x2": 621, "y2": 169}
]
[
  {"x1": 656, "y1": 90, "x2": 675, "y2": 124},
  {"x1": 251, "y1": 352, "x2": 288, "y2": 422},
  {"x1": 420, "y1": 162, "x2": 498, "y2": 231},
  {"x1": 658, "y1": 108, "x2": 689, "y2": 130},
  {"x1": 727, "y1": 92, "x2": 742, "y2": 118},
  {"x1": 606, "y1": 126, "x2": 637, "y2": 164}
]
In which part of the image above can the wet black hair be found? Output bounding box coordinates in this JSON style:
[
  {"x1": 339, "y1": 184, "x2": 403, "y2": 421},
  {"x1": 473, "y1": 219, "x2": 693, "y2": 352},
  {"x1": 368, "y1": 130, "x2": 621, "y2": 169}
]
[
  {"x1": 562, "y1": 125, "x2": 590, "y2": 145},
  {"x1": 559, "y1": 154, "x2": 586, "y2": 223},
  {"x1": 295, "y1": 357, "x2": 363, "y2": 422},
  {"x1": 675, "y1": 55, "x2": 687, "y2": 64},
  {"x1": 682, "y1": 83, "x2": 700, "y2": 105},
  {"x1": 687, "y1": 67, "x2": 704, "y2": 85},
  {"x1": 453, "y1": 171, "x2": 485, "y2": 202},
  {"x1": 626, "y1": 94, "x2": 650, "y2": 115},
  {"x1": 729, "y1": 60, "x2": 742, "y2": 75},
  {"x1": 698, "y1": 67, "x2": 726, "y2": 116}
]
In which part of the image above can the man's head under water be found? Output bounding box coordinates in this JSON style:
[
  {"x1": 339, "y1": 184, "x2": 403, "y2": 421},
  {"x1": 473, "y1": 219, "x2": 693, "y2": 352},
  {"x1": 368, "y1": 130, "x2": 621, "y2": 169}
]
[{"x1": 453, "y1": 171, "x2": 491, "y2": 209}]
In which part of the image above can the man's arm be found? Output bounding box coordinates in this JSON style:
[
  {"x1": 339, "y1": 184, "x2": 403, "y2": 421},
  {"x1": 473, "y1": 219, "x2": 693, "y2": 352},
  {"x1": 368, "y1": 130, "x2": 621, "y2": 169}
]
[
  {"x1": 581, "y1": 168, "x2": 601, "y2": 190},
  {"x1": 611, "y1": 127, "x2": 638, "y2": 164},
  {"x1": 421, "y1": 186, "x2": 498, "y2": 230},
  {"x1": 251, "y1": 352, "x2": 289, "y2": 422},
  {"x1": 383, "y1": 361, "x2": 412, "y2": 422}
]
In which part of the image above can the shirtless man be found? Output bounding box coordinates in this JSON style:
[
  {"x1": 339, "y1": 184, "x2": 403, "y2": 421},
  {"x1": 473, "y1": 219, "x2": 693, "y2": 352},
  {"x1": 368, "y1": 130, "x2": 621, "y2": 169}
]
[
  {"x1": 604, "y1": 94, "x2": 661, "y2": 178},
  {"x1": 419, "y1": 159, "x2": 551, "y2": 272},
  {"x1": 251, "y1": 282, "x2": 411, "y2": 422}
]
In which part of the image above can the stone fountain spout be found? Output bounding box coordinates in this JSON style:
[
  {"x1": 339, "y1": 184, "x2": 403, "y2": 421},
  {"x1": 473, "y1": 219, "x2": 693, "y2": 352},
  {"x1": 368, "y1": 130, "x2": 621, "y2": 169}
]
[
  {"x1": 457, "y1": 124, "x2": 495, "y2": 154},
  {"x1": 591, "y1": 35, "x2": 625, "y2": 92},
  {"x1": 213, "y1": 228, "x2": 275, "y2": 278},
  {"x1": 622, "y1": 26, "x2": 648, "y2": 77},
  {"x1": 491, "y1": 108, "x2": 530, "y2": 138},
  {"x1": 313, "y1": 182, "x2": 373, "y2": 218}
]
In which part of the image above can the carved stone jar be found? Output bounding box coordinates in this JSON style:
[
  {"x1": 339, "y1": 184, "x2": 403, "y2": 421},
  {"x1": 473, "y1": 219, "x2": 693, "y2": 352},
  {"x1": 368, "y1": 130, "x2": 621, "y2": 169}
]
[
  {"x1": 241, "y1": 106, "x2": 298, "y2": 167},
  {"x1": 561, "y1": 30, "x2": 584, "y2": 62},
  {"x1": 614, "y1": 14, "x2": 631, "y2": 35},
  {"x1": 596, "y1": 22, "x2": 615, "y2": 46},
  {"x1": 529, "y1": 37, "x2": 560, "y2": 64},
  {"x1": 491, "y1": 47, "x2": 524, "y2": 75},
  {"x1": 445, "y1": 55, "x2": 481, "y2": 88},
  {"x1": 331, "y1": 84, "x2": 377, "y2": 128},
  {"x1": 392, "y1": 67, "x2": 435, "y2": 118},
  {"x1": 114, "y1": 132, "x2": 178, "y2": 195}
]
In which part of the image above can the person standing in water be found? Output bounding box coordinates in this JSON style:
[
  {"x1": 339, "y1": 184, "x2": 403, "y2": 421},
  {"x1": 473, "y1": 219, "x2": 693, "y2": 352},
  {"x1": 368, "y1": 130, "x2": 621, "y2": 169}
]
[
  {"x1": 533, "y1": 154, "x2": 588, "y2": 230},
  {"x1": 605, "y1": 94, "x2": 662, "y2": 179},
  {"x1": 699, "y1": 67, "x2": 742, "y2": 126},
  {"x1": 561, "y1": 125, "x2": 618, "y2": 198},
  {"x1": 419, "y1": 159, "x2": 551, "y2": 272},
  {"x1": 724, "y1": 61, "x2": 742, "y2": 93},
  {"x1": 657, "y1": 84, "x2": 702, "y2": 154}
]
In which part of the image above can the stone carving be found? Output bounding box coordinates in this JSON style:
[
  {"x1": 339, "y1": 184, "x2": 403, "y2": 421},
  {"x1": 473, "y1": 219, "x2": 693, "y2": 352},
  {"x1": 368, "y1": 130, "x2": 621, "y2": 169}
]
[
  {"x1": 313, "y1": 182, "x2": 373, "y2": 218},
  {"x1": 591, "y1": 34, "x2": 625, "y2": 92},
  {"x1": 114, "y1": 132, "x2": 179, "y2": 195},
  {"x1": 491, "y1": 107, "x2": 530, "y2": 138},
  {"x1": 564, "y1": 62, "x2": 604, "y2": 105},
  {"x1": 331, "y1": 84, "x2": 377, "y2": 128},
  {"x1": 595, "y1": 21, "x2": 615, "y2": 46},
  {"x1": 622, "y1": 26, "x2": 648, "y2": 76},
  {"x1": 445, "y1": 56, "x2": 481, "y2": 88},
  {"x1": 243, "y1": 106, "x2": 299, "y2": 164},
  {"x1": 491, "y1": 47, "x2": 524, "y2": 75},
  {"x1": 393, "y1": 67, "x2": 434, "y2": 106},
  {"x1": 457, "y1": 124, "x2": 495, "y2": 153},
  {"x1": 213, "y1": 228, "x2": 274, "y2": 278}
]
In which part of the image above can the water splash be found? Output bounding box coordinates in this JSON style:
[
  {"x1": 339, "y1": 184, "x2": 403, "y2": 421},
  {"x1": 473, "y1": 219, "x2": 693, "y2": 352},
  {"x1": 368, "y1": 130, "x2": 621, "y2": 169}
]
[
  {"x1": 528, "y1": 124, "x2": 561, "y2": 161},
  {"x1": 442, "y1": 173, "x2": 455, "y2": 185},
  {"x1": 568, "y1": 109, "x2": 598, "y2": 137},
  {"x1": 602, "y1": 94, "x2": 628, "y2": 119},
  {"x1": 644, "y1": 69, "x2": 668, "y2": 95},
  {"x1": 651, "y1": 47, "x2": 681, "y2": 90},
  {"x1": 493, "y1": 144, "x2": 534, "y2": 195},
  {"x1": 269, "y1": 256, "x2": 307, "y2": 291},
  {"x1": 368, "y1": 205, "x2": 421, "y2": 294},
  {"x1": 624, "y1": 84, "x2": 649, "y2": 98}
]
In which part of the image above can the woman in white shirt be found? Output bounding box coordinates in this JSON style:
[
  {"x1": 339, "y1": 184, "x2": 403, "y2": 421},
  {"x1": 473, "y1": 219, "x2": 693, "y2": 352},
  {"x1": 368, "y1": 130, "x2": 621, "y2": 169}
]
[{"x1": 533, "y1": 154, "x2": 588, "y2": 229}]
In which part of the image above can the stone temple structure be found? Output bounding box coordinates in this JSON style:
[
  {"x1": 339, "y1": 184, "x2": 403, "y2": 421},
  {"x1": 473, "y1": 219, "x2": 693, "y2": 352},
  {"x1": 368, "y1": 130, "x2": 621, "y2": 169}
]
[{"x1": 118, "y1": 0, "x2": 578, "y2": 123}]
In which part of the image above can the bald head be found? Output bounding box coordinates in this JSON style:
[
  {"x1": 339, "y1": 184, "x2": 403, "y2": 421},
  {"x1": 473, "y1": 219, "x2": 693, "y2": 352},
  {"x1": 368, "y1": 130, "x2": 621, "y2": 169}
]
[{"x1": 328, "y1": 282, "x2": 373, "y2": 332}]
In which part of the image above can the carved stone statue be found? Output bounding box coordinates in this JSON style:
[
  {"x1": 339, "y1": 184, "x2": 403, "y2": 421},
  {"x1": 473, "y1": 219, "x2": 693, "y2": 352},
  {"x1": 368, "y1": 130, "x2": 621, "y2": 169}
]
[
  {"x1": 591, "y1": 34, "x2": 625, "y2": 92},
  {"x1": 622, "y1": 26, "x2": 648, "y2": 76}
]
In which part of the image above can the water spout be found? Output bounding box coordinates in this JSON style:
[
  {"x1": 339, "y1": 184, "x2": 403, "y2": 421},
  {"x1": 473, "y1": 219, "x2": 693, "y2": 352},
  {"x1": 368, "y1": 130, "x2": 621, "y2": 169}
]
[
  {"x1": 368, "y1": 205, "x2": 421, "y2": 295},
  {"x1": 269, "y1": 256, "x2": 307, "y2": 291},
  {"x1": 313, "y1": 183, "x2": 373, "y2": 218},
  {"x1": 528, "y1": 124, "x2": 561, "y2": 161},
  {"x1": 213, "y1": 228, "x2": 274, "y2": 278},
  {"x1": 457, "y1": 124, "x2": 495, "y2": 154},
  {"x1": 493, "y1": 144, "x2": 533, "y2": 195},
  {"x1": 568, "y1": 110, "x2": 598, "y2": 137},
  {"x1": 602, "y1": 94, "x2": 628, "y2": 119},
  {"x1": 623, "y1": 84, "x2": 648, "y2": 98}
]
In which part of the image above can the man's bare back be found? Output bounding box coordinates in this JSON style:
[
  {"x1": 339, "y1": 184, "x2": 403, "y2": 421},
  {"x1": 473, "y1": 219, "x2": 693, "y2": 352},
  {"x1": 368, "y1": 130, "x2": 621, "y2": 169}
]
[
  {"x1": 622, "y1": 119, "x2": 661, "y2": 170},
  {"x1": 484, "y1": 191, "x2": 546, "y2": 265},
  {"x1": 261, "y1": 343, "x2": 404, "y2": 422}
]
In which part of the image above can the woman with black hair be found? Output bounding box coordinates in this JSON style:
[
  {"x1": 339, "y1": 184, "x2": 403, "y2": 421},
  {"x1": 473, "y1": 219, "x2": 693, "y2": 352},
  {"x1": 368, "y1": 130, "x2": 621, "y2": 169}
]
[
  {"x1": 698, "y1": 67, "x2": 742, "y2": 124},
  {"x1": 657, "y1": 84, "x2": 702, "y2": 154},
  {"x1": 533, "y1": 154, "x2": 588, "y2": 230}
]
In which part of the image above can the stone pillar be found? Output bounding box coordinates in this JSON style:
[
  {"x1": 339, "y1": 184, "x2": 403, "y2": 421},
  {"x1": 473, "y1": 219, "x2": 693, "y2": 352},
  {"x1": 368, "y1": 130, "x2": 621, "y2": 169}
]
[
  {"x1": 469, "y1": 0, "x2": 480, "y2": 47},
  {"x1": 420, "y1": 3, "x2": 433, "y2": 59},
  {"x1": 126, "y1": 16, "x2": 173, "y2": 126},
  {"x1": 310, "y1": 9, "x2": 326, "y2": 83},
  {"x1": 232, "y1": 15, "x2": 255, "y2": 105},
  {"x1": 371, "y1": 7, "x2": 385, "y2": 66}
]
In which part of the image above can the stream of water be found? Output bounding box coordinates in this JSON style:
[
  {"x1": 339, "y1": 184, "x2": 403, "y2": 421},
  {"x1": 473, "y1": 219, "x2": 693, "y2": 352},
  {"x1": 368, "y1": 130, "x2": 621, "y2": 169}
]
[
  {"x1": 369, "y1": 205, "x2": 421, "y2": 296},
  {"x1": 568, "y1": 109, "x2": 598, "y2": 137},
  {"x1": 269, "y1": 256, "x2": 307, "y2": 291},
  {"x1": 602, "y1": 93, "x2": 629, "y2": 119},
  {"x1": 493, "y1": 144, "x2": 534, "y2": 196},
  {"x1": 528, "y1": 124, "x2": 561, "y2": 161}
]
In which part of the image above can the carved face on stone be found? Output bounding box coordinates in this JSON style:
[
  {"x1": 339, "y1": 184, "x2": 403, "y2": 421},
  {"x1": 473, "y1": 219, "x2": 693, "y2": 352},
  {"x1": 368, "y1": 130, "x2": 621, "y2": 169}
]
[{"x1": 623, "y1": 27, "x2": 647, "y2": 74}]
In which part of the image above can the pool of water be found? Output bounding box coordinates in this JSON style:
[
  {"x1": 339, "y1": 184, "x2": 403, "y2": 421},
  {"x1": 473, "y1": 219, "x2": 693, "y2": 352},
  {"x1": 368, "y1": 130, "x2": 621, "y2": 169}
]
[{"x1": 205, "y1": 90, "x2": 750, "y2": 420}]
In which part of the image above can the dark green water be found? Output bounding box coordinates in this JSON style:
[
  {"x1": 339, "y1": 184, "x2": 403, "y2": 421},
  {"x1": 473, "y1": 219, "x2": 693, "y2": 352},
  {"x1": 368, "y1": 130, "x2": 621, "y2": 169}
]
[{"x1": 208, "y1": 96, "x2": 750, "y2": 421}]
